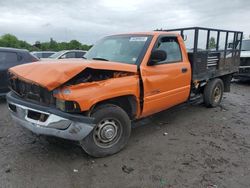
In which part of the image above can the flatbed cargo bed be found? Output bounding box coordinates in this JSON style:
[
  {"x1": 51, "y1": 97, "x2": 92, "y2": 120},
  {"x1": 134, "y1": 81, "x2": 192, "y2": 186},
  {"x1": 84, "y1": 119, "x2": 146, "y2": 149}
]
[{"x1": 157, "y1": 27, "x2": 243, "y2": 81}]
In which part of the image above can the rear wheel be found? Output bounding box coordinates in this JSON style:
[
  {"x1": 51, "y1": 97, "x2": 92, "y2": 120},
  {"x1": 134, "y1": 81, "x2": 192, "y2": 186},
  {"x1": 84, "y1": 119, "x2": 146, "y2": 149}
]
[
  {"x1": 203, "y1": 78, "x2": 224, "y2": 107},
  {"x1": 80, "y1": 104, "x2": 131, "y2": 157}
]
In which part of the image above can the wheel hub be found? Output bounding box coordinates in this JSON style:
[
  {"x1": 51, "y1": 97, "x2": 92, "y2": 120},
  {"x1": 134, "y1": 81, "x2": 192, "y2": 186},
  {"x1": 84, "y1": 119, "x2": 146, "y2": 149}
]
[
  {"x1": 101, "y1": 125, "x2": 116, "y2": 140},
  {"x1": 214, "y1": 86, "x2": 221, "y2": 103},
  {"x1": 93, "y1": 119, "x2": 121, "y2": 148}
]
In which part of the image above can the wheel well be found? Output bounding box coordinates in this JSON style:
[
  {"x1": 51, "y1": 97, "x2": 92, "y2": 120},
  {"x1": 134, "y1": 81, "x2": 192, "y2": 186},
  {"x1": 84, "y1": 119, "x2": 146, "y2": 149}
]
[
  {"x1": 90, "y1": 95, "x2": 138, "y2": 120},
  {"x1": 220, "y1": 74, "x2": 232, "y2": 92},
  {"x1": 206, "y1": 75, "x2": 232, "y2": 92},
  {"x1": 198, "y1": 75, "x2": 232, "y2": 94}
]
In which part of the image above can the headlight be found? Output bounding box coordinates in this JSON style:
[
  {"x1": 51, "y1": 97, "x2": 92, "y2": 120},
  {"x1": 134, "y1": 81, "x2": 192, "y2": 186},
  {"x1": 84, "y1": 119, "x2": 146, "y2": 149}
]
[{"x1": 56, "y1": 99, "x2": 81, "y2": 112}]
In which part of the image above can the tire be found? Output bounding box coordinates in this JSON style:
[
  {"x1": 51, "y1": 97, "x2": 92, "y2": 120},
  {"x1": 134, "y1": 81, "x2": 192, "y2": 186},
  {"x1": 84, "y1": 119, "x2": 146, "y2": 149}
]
[
  {"x1": 80, "y1": 104, "x2": 131, "y2": 157},
  {"x1": 203, "y1": 78, "x2": 224, "y2": 107}
]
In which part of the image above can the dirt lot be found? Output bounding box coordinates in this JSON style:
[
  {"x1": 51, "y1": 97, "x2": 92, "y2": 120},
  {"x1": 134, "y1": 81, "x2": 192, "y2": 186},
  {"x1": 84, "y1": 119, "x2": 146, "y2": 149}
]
[{"x1": 0, "y1": 81, "x2": 250, "y2": 188}]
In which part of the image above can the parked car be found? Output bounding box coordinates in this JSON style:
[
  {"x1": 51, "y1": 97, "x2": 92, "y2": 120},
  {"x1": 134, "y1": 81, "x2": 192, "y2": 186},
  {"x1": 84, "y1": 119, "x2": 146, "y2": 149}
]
[
  {"x1": 48, "y1": 50, "x2": 87, "y2": 59},
  {"x1": 6, "y1": 27, "x2": 242, "y2": 157},
  {"x1": 0, "y1": 47, "x2": 39, "y2": 96},
  {"x1": 234, "y1": 39, "x2": 250, "y2": 79},
  {"x1": 31, "y1": 51, "x2": 56, "y2": 59}
]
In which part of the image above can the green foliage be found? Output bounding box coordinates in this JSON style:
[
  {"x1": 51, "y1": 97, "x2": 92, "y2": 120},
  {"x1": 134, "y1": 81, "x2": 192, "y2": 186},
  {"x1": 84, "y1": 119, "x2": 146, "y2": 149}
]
[
  {"x1": 0, "y1": 34, "x2": 33, "y2": 50},
  {"x1": 0, "y1": 34, "x2": 92, "y2": 51},
  {"x1": 208, "y1": 37, "x2": 216, "y2": 49}
]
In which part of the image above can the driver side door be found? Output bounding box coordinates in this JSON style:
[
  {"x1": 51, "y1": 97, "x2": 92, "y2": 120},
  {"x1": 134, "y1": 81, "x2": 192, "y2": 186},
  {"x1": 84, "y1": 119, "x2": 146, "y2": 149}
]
[{"x1": 140, "y1": 35, "x2": 191, "y2": 117}]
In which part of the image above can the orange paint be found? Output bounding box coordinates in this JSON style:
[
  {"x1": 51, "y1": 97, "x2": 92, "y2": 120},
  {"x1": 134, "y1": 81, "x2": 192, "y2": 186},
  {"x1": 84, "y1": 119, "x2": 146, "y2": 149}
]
[
  {"x1": 54, "y1": 75, "x2": 140, "y2": 113},
  {"x1": 9, "y1": 32, "x2": 192, "y2": 119},
  {"x1": 9, "y1": 59, "x2": 137, "y2": 91},
  {"x1": 140, "y1": 34, "x2": 191, "y2": 117}
]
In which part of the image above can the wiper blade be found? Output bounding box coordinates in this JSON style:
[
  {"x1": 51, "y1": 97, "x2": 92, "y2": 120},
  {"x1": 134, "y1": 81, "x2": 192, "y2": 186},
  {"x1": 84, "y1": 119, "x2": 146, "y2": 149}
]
[{"x1": 92, "y1": 57, "x2": 109, "y2": 61}]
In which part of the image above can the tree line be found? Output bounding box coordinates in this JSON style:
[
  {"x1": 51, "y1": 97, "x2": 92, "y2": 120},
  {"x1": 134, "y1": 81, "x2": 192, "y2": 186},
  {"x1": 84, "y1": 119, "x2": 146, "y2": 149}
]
[{"x1": 0, "y1": 34, "x2": 92, "y2": 51}]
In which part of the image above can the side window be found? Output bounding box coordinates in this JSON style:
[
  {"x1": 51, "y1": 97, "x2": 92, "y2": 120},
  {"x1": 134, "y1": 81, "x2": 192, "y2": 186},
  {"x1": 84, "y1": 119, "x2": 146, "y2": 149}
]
[
  {"x1": 76, "y1": 52, "x2": 85, "y2": 58},
  {"x1": 66, "y1": 52, "x2": 76, "y2": 58},
  {"x1": 17, "y1": 53, "x2": 23, "y2": 61},
  {"x1": 155, "y1": 37, "x2": 182, "y2": 64},
  {"x1": 61, "y1": 52, "x2": 75, "y2": 59},
  {"x1": 43, "y1": 53, "x2": 53, "y2": 58},
  {"x1": 35, "y1": 53, "x2": 42, "y2": 59},
  {"x1": 0, "y1": 51, "x2": 18, "y2": 65}
]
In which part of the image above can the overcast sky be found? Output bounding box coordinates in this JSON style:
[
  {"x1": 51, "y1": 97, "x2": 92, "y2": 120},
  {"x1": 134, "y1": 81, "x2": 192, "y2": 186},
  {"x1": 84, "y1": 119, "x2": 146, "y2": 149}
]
[{"x1": 0, "y1": 0, "x2": 249, "y2": 44}]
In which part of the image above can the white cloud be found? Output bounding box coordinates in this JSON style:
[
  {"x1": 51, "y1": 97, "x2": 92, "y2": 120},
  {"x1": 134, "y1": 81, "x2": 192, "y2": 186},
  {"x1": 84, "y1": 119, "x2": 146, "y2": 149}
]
[
  {"x1": 0, "y1": 0, "x2": 249, "y2": 44},
  {"x1": 99, "y1": 0, "x2": 144, "y2": 11}
]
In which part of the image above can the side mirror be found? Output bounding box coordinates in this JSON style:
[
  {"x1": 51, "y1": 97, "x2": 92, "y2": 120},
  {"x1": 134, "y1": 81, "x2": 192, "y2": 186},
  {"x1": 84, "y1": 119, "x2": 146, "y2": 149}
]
[{"x1": 148, "y1": 50, "x2": 167, "y2": 66}]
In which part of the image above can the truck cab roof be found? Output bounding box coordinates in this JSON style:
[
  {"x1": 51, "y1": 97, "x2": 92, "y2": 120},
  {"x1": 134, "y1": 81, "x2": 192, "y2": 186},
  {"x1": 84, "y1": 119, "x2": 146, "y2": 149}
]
[{"x1": 111, "y1": 31, "x2": 179, "y2": 37}]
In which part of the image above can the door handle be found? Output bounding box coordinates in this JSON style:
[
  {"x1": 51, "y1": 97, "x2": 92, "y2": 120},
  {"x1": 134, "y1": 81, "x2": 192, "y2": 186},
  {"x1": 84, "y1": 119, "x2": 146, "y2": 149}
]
[{"x1": 181, "y1": 67, "x2": 188, "y2": 73}]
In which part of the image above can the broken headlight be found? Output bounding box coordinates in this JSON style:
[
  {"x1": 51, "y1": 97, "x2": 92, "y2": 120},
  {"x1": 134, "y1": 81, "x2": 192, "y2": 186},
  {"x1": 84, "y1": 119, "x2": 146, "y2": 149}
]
[{"x1": 56, "y1": 99, "x2": 81, "y2": 113}]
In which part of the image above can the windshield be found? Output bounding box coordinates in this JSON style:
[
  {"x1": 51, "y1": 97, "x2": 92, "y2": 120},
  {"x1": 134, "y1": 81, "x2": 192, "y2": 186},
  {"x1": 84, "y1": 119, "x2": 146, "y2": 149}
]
[
  {"x1": 49, "y1": 51, "x2": 65, "y2": 59},
  {"x1": 242, "y1": 40, "x2": 250, "y2": 51},
  {"x1": 84, "y1": 35, "x2": 150, "y2": 64}
]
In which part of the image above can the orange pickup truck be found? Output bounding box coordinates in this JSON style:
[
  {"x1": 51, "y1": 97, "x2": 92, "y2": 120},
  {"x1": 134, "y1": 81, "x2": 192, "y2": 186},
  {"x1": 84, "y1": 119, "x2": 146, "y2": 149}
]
[{"x1": 7, "y1": 27, "x2": 243, "y2": 157}]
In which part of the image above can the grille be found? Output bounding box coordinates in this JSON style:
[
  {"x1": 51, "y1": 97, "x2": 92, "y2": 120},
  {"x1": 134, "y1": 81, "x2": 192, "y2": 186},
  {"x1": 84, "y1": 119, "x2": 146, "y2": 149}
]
[
  {"x1": 9, "y1": 76, "x2": 56, "y2": 106},
  {"x1": 240, "y1": 58, "x2": 250, "y2": 66}
]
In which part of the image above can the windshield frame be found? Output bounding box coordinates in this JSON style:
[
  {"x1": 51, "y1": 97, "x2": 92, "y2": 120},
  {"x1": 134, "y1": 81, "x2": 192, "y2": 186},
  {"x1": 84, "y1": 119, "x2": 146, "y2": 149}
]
[{"x1": 84, "y1": 34, "x2": 153, "y2": 65}]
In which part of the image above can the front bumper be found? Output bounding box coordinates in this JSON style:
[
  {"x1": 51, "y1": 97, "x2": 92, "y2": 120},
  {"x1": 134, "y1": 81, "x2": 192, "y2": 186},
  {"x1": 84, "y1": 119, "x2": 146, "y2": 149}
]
[{"x1": 6, "y1": 92, "x2": 95, "y2": 141}]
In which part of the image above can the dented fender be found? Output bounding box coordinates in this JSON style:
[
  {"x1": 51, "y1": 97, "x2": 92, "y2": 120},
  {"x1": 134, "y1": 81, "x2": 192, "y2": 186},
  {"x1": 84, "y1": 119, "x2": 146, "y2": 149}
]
[{"x1": 54, "y1": 75, "x2": 141, "y2": 113}]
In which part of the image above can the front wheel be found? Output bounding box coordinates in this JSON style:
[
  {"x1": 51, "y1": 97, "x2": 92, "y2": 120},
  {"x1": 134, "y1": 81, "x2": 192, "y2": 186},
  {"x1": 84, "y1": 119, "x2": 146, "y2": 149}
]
[
  {"x1": 80, "y1": 104, "x2": 131, "y2": 157},
  {"x1": 203, "y1": 78, "x2": 224, "y2": 107}
]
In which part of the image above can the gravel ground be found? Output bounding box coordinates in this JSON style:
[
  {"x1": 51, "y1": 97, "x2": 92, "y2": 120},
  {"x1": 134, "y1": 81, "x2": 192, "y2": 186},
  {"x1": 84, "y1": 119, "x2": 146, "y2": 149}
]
[{"x1": 0, "y1": 81, "x2": 250, "y2": 188}]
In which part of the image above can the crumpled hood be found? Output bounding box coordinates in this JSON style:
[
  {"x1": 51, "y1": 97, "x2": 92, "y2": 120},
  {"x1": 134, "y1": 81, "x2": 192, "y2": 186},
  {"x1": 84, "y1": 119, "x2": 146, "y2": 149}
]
[{"x1": 9, "y1": 59, "x2": 137, "y2": 91}]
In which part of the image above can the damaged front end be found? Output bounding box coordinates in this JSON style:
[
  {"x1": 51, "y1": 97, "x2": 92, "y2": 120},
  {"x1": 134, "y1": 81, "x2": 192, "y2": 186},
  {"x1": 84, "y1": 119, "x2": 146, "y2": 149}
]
[
  {"x1": 53, "y1": 68, "x2": 139, "y2": 112},
  {"x1": 7, "y1": 60, "x2": 139, "y2": 141},
  {"x1": 6, "y1": 71, "x2": 95, "y2": 141},
  {"x1": 6, "y1": 91, "x2": 95, "y2": 141},
  {"x1": 64, "y1": 68, "x2": 134, "y2": 86},
  {"x1": 8, "y1": 73, "x2": 56, "y2": 106},
  {"x1": 8, "y1": 72, "x2": 80, "y2": 113}
]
